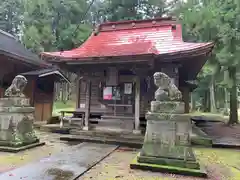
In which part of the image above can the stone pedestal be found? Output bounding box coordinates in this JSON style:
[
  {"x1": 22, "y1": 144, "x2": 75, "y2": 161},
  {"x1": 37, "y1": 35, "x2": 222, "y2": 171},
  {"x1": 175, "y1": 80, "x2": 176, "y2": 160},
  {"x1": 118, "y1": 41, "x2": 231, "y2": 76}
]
[
  {"x1": 130, "y1": 72, "x2": 206, "y2": 177},
  {"x1": 0, "y1": 97, "x2": 44, "y2": 152}
]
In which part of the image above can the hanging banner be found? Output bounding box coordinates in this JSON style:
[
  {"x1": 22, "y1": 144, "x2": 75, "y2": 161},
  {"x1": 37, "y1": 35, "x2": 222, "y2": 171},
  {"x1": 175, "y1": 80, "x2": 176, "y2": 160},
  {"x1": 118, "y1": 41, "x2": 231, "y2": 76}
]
[
  {"x1": 103, "y1": 87, "x2": 113, "y2": 100},
  {"x1": 124, "y1": 83, "x2": 132, "y2": 94}
]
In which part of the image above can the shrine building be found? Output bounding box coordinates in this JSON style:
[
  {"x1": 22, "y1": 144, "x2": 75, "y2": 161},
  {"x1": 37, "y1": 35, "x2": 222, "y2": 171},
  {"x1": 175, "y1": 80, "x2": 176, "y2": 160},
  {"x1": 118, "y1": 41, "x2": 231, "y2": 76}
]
[{"x1": 41, "y1": 17, "x2": 214, "y2": 133}]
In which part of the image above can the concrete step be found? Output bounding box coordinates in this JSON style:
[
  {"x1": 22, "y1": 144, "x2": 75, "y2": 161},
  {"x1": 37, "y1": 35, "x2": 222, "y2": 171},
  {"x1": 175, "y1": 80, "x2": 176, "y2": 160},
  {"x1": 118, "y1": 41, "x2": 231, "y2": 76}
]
[
  {"x1": 70, "y1": 129, "x2": 144, "y2": 141},
  {"x1": 101, "y1": 115, "x2": 134, "y2": 120},
  {"x1": 39, "y1": 124, "x2": 71, "y2": 134},
  {"x1": 60, "y1": 135, "x2": 143, "y2": 148}
]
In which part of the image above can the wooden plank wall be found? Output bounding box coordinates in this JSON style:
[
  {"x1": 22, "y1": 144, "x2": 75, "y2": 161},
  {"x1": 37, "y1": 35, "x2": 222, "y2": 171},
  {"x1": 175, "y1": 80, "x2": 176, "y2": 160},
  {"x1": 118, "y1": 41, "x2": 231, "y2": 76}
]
[
  {"x1": 34, "y1": 92, "x2": 53, "y2": 121},
  {"x1": 34, "y1": 78, "x2": 54, "y2": 122}
]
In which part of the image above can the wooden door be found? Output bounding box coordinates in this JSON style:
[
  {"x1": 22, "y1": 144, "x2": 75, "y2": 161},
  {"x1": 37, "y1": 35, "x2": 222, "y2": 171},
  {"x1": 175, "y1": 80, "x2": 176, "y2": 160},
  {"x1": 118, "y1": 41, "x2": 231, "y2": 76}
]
[{"x1": 34, "y1": 102, "x2": 53, "y2": 121}]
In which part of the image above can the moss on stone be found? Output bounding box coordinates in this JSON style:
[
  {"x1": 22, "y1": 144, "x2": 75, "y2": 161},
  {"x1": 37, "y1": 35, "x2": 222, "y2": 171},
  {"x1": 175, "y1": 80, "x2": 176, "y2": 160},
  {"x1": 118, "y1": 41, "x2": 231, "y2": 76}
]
[
  {"x1": 130, "y1": 153, "x2": 207, "y2": 178},
  {"x1": 191, "y1": 136, "x2": 212, "y2": 147}
]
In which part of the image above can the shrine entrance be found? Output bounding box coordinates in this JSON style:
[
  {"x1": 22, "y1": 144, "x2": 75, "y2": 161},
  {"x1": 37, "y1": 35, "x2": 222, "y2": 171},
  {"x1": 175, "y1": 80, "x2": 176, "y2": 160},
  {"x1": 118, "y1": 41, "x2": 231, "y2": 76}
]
[{"x1": 98, "y1": 69, "x2": 137, "y2": 131}]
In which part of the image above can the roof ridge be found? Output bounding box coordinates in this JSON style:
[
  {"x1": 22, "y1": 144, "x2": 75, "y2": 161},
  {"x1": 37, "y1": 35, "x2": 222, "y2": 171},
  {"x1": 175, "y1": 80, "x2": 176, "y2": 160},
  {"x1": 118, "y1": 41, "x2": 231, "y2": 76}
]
[
  {"x1": 97, "y1": 17, "x2": 177, "y2": 33},
  {"x1": 100, "y1": 17, "x2": 175, "y2": 26},
  {"x1": 0, "y1": 29, "x2": 17, "y2": 40}
]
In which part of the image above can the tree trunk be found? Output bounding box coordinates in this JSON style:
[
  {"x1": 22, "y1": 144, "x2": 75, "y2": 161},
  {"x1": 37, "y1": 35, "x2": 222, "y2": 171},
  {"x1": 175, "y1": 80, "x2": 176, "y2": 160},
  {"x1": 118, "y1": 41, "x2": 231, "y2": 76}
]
[
  {"x1": 203, "y1": 91, "x2": 210, "y2": 112},
  {"x1": 191, "y1": 92, "x2": 196, "y2": 112},
  {"x1": 62, "y1": 82, "x2": 67, "y2": 104},
  {"x1": 210, "y1": 75, "x2": 216, "y2": 112},
  {"x1": 224, "y1": 87, "x2": 229, "y2": 115},
  {"x1": 228, "y1": 67, "x2": 238, "y2": 125}
]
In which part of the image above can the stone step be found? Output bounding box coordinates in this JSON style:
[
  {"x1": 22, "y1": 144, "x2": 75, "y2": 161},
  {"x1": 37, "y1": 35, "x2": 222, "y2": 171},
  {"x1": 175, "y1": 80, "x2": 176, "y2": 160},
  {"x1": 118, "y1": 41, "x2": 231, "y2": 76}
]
[
  {"x1": 212, "y1": 137, "x2": 240, "y2": 148},
  {"x1": 39, "y1": 124, "x2": 71, "y2": 134},
  {"x1": 67, "y1": 132, "x2": 213, "y2": 148},
  {"x1": 60, "y1": 135, "x2": 143, "y2": 148},
  {"x1": 101, "y1": 115, "x2": 135, "y2": 120},
  {"x1": 70, "y1": 129, "x2": 144, "y2": 141}
]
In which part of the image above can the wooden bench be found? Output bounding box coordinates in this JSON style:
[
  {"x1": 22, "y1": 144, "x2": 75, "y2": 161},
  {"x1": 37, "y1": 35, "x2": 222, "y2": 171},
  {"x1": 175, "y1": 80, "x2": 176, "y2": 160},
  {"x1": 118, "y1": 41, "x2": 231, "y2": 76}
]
[
  {"x1": 107, "y1": 104, "x2": 132, "y2": 107},
  {"x1": 59, "y1": 110, "x2": 85, "y2": 128},
  {"x1": 59, "y1": 109, "x2": 106, "y2": 128},
  {"x1": 97, "y1": 115, "x2": 135, "y2": 130}
]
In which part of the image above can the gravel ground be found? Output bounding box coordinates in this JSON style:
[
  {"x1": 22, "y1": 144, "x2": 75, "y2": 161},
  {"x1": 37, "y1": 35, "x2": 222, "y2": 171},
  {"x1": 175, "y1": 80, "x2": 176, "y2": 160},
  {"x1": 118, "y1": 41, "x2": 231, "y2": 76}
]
[{"x1": 80, "y1": 147, "x2": 240, "y2": 180}]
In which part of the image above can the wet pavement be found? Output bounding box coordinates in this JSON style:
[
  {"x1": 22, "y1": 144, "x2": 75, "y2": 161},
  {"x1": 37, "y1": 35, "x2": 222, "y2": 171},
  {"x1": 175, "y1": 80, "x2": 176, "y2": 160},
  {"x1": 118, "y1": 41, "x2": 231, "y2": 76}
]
[{"x1": 0, "y1": 142, "x2": 118, "y2": 180}]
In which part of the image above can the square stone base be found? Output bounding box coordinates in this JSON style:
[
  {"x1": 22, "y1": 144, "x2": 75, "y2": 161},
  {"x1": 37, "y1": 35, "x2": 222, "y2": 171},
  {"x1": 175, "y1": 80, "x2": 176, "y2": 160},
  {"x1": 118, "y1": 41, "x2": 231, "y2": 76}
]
[
  {"x1": 138, "y1": 154, "x2": 200, "y2": 169},
  {"x1": 133, "y1": 129, "x2": 141, "y2": 135},
  {"x1": 130, "y1": 153, "x2": 207, "y2": 178},
  {"x1": 0, "y1": 137, "x2": 40, "y2": 147},
  {"x1": 0, "y1": 141, "x2": 45, "y2": 153}
]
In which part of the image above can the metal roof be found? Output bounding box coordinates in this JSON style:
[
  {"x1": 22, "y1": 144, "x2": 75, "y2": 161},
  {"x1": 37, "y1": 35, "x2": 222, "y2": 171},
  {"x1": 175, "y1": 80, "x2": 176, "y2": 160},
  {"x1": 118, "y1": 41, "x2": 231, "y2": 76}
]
[
  {"x1": 0, "y1": 29, "x2": 48, "y2": 67},
  {"x1": 42, "y1": 18, "x2": 214, "y2": 61},
  {"x1": 21, "y1": 67, "x2": 70, "y2": 83}
]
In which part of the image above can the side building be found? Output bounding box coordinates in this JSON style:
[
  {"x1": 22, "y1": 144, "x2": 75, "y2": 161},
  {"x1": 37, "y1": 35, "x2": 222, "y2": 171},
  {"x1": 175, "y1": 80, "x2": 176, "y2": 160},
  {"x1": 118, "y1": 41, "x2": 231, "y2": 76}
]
[{"x1": 0, "y1": 30, "x2": 69, "y2": 122}]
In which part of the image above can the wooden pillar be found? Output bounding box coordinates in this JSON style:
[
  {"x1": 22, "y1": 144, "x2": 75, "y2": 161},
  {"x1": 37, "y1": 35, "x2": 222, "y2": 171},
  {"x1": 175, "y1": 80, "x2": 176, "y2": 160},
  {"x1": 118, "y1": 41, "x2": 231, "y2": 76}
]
[
  {"x1": 31, "y1": 79, "x2": 36, "y2": 107},
  {"x1": 183, "y1": 87, "x2": 190, "y2": 113},
  {"x1": 75, "y1": 77, "x2": 81, "y2": 109},
  {"x1": 0, "y1": 87, "x2": 4, "y2": 98},
  {"x1": 133, "y1": 76, "x2": 141, "y2": 134},
  {"x1": 83, "y1": 79, "x2": 91, "y2": 131}
]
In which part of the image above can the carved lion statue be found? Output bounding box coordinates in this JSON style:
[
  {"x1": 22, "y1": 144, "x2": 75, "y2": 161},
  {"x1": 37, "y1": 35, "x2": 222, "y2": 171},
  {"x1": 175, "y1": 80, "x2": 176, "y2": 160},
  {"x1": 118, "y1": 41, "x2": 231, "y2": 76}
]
[
  {"x1": 153, "y1": 72, "x2": 182, "y2": 101},
  {"x1": 5, "y1": 75, "x2": 28, "y2": 97}
]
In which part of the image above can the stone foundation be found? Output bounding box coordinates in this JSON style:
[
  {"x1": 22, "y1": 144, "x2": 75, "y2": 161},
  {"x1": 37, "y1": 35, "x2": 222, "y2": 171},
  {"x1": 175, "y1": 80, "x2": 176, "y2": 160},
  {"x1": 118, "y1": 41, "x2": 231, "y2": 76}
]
[{"x1": 0, "y1": 97, "x2": 41, "y2": 149}]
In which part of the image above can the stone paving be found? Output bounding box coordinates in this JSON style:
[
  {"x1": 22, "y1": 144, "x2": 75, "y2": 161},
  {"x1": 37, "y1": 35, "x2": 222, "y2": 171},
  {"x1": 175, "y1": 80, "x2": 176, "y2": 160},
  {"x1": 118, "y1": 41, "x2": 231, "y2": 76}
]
[
  {"x1": 0, "y1": 131, "x2": 66, "y2": 174},
  {"x1": 0, "y1": 131, "x2": 240, "y2": 180},
  {"x1": 198, "y1": 122, "x2": 240, "y2": 148},
  {"x1": 80, "y1": 147, "x2": 240, "y2": 180},
  {"x1": 0, "y1": 142, "x2": 117, "y2": 180}
]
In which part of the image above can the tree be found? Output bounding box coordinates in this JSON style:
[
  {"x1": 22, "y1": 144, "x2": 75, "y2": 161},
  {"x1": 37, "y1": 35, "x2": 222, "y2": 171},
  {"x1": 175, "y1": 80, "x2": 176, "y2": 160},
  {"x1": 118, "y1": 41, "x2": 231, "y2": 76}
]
[
  {"x1": 175, "y1": 0, "x2": 240, "y2": 124},
  {"x1": 21, "y1": 0, "x2": 56, "y2": 52},
  {"x1": 93, "y1": 0, "x2": 173, "y2": 22},
  {"x1": 0, "y1": 0, "x2": 23, "y2": 35},
  {"x1": 21, "y1": 0, "x2": 92, "y2": 53},
  {"x1": 213, "y1": 0, "x2": 240, "y2": 124}
]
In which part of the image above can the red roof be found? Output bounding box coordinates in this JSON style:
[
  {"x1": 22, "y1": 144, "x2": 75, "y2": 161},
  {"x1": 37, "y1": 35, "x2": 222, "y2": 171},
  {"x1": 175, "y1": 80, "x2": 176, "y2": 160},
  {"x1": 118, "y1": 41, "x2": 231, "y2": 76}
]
[{"x1": 42, "y1": 17, "x2": 214, "y2": 60}]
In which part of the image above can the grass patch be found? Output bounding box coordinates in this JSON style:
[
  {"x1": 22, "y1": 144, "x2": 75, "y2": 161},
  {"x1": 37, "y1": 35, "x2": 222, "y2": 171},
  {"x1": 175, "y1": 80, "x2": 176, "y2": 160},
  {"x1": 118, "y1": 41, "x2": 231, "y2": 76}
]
[
  {"x1": 53, "y1": 101, "x2": 75, "y2": 109},
  {"x1": 52, "y1": 101, "x2": 75, "y2": 116}
]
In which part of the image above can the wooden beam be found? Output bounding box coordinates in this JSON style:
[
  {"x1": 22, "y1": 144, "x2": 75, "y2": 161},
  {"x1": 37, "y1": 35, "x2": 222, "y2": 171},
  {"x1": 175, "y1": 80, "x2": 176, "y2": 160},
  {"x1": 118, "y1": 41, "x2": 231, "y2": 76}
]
[
  {"x1": 75, "y1": 76, "x2": 81, "y2": 109},
  {"x1": 182, "y1": 87, "x2": 190, "y2": 113},
  {"x1": 133, "y1": 76, "x2": 141, "y2": 134},
  {"x1": 31, "y1": 79, "x2": 36, "y2": 106}
]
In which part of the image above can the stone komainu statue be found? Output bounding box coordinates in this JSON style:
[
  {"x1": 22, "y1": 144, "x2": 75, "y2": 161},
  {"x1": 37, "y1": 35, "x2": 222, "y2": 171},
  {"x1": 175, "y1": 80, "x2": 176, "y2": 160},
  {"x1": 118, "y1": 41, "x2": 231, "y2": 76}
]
[
  {"x1": 5, "y1": 75, "x2": 28, "y2": 97},
  {"x1": 153, "y1": 72, "x2": 182, "y2": 101}
]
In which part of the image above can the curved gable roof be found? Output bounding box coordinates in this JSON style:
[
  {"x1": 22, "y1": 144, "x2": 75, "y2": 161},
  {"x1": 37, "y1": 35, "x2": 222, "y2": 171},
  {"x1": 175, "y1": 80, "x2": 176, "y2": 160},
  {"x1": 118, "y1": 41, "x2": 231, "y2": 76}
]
[{"x1": 42, "y1": 17, "x2": 214, "y2": 61}]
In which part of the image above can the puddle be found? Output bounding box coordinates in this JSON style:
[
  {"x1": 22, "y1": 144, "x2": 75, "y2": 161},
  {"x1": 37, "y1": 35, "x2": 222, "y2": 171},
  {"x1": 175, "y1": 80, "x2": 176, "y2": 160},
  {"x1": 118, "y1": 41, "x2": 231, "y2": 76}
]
[{"x1": 46, "y1": 168, "x2": 74, "y2": 180}]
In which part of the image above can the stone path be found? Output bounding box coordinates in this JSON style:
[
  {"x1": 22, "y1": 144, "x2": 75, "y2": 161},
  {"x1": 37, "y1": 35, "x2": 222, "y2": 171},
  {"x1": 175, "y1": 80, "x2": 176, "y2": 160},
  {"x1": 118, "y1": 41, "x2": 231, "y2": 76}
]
[
  {"x1": 80, "y1": 147, "x2": 240, "y2": 180},
  {"x1": 195, "y1": 121, "x2": 240, "y2": 148},
  {"x1": 0, "y1": 142, "x2": 118, "y2": 180}
]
